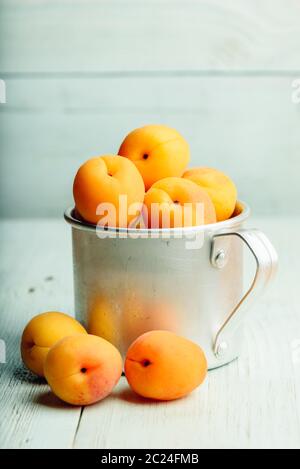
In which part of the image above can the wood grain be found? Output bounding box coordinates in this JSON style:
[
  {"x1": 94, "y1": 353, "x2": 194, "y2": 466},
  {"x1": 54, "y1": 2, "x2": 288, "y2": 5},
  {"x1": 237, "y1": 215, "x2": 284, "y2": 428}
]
[
  {"x1": 0, "y1": 76, "x2": 299, "y2": 217},
  {"x1": 0, "y1": 0, "x2": 300, "y2": 74},
  {"x1": 0, "y1": 219, "x2": 81, "y2": 449},
  {"x1": 0, "y1": 217, "x2": 299, "y2": 449},
  {"x1": 0, "y1": 0, "x2": 299, "y2": 218}
]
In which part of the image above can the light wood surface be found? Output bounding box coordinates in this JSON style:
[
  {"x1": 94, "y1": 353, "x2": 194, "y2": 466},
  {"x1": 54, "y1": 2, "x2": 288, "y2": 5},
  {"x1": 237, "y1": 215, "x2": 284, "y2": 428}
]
[
  {"x1": 0, "y1": 217, "x2": 299, "y2": 449},
  {"x1": 1, "y1": 76, "x2": 300, "y2": 217},
  {"x1": 0, "y1": 0, "x2": 300, "y2": 217},
  {"x1": 1, "y1": 0, "x2": 300, "y2": 73}
]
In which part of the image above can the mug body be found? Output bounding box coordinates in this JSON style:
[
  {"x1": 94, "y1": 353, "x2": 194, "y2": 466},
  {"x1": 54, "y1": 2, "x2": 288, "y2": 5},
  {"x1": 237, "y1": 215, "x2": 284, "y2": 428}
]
[{"x1": 66, "y1": 203, "x2": 249, "y2": 369}]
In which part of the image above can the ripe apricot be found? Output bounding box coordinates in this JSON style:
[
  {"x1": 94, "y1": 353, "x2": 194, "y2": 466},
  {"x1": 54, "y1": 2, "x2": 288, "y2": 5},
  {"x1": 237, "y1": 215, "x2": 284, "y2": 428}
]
[
  {"x1": 183, "y1": 167, "x2": 237, "y2": 221},
  {"x1": 118, "y1": 125, "x2": 190, "y2": 190},
  {"x1": 231, "y1": 200, "x2": 244, "y2": 217},
  {"x1": 125, "y1": 330, "x2": 207, "y2": 401},
  {"x1": 44, "y1": 334, "x2": 123, "y2": 406},
  {"x1": 73, "y1": 155, "x2": 145, "y2": 226},
  {"x1": 143, "y1": 177, "x2": 216, "y2": 228},
  {"x1": 21, "y1": 312, "x2": 87, "y2": 377}
]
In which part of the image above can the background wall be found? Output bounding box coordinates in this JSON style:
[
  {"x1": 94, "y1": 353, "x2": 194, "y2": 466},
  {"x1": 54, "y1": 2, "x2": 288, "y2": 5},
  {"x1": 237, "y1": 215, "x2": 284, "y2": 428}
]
[{"x1": 0, "y1": 0, "x2": 300, "y2": 217}]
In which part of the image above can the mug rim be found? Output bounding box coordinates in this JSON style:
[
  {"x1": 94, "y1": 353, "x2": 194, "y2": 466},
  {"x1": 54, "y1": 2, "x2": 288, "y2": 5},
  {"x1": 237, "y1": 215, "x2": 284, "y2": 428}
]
[{"x1": 64, "y1": 201, "x2": 250, "y2": 235}]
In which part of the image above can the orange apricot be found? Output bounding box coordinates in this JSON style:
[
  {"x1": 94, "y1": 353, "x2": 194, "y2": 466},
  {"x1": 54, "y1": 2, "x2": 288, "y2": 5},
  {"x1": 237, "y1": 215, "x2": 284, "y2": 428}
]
[
  {"x1": 44, "y1": 334, "x2": 123, "y2": 406},
  {"x1": 183, "y1": 167, "x2": 237, "y2": 221},
  {"x1": 73, "y1": 155, "x2": 145, "y2": 226},
  {"x1": 21, "y1": 312, "x2": 87, "y2": 377},
  {"x1": 125, "y1": 330, "x2": 207, "y2": 401},
  {"x1": 118, "y1": 125, "x2": 190, "y2": 190},
  {"x1": 143, "y1": 177, "x2": 216, "y2": 228}
]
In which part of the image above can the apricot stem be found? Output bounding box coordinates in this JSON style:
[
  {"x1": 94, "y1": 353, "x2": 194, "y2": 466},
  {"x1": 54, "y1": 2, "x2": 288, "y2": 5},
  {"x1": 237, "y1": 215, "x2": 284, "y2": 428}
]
[{"x1": 141, "y1": 359, "x2": 151, "y2": 367}]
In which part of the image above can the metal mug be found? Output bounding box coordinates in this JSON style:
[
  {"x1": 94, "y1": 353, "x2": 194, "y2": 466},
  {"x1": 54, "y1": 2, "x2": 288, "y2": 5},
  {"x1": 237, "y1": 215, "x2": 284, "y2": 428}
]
[{"x1": 65, "y1": 202, "x2": 278, "y2": 369}]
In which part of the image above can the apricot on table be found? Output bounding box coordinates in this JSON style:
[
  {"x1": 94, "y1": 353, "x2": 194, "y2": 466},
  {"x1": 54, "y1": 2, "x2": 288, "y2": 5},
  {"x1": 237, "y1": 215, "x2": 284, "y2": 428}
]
[
  {"x1": 143, "y1": 177, "x2": 216, "y2": 228},
  {"x1": 118, "y1": 124, "x2": 190, "y2": 190},
  {"x1": 21, "y1": 312, "x2": 87, "y2": 377},
  {"x1": 73, "y1": 155, "x2": 145, "y2": 226},
  {"x1": 183, "y1": 167, "x2": 237, "y2": 221},
  {"x1": 125, "y1": 330, "x2": 207, "y2": 401},
  {"x1": 44, "y1": 334, "x2": 123, "y2": 406}
]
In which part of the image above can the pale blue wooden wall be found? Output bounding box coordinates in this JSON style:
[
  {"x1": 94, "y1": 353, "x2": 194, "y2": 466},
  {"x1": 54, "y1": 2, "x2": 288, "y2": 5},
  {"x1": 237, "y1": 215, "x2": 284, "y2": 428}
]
[{"x1": 0, "y1": 0, "x2": 300, "y2": 217}]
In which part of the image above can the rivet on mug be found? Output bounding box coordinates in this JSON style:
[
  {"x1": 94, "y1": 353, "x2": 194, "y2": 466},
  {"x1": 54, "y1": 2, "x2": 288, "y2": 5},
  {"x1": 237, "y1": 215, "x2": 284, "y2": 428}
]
[
  {"x1": 213, "y1": 249, "x2": 227, "y2": 269},
  {"x1": 216, "y1": 341, "x2": 228, "y2": 358}
]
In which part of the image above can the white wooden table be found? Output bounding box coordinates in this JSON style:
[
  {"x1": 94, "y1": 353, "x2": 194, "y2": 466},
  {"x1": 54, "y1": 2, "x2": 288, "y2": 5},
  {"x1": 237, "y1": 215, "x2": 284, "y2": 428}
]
[{"x1": 0, "y1": 217, "x2": 299, "y2": 449}]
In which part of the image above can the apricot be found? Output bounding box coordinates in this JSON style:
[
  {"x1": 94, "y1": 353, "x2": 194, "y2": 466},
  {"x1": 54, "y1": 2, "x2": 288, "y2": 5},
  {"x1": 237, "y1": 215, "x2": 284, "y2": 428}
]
[
  {"x1": 118, "y1": 125, "x2": 190, "y2": 190},
  {"x1": 125, "y1": 330, "x2": 207, "y2": 401},
  {"x1": 231, "y1": 200, "x2": 244, "y2": 217},
  {"x1": 21, "y1": 312, "x2": 87, "y2": 377},
  {"x1": 143, "y1": 177, "x2": 216, "y2": 228},
  {"x1": 73, "y1": 155, "x2": 145, "y2": 226},
  {"x1": 183, "y1": 167, "x2": 237, "y2": 221},
  {"x1": 44, "y1": 334, "x2": 123, "y2": 406}
]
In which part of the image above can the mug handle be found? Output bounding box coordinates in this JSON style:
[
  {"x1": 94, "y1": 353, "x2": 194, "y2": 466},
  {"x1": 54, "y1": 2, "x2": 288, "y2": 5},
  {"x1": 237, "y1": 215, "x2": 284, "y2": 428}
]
[{"x1": 210, "y1": 229, "x2": 278, "y2": 359}]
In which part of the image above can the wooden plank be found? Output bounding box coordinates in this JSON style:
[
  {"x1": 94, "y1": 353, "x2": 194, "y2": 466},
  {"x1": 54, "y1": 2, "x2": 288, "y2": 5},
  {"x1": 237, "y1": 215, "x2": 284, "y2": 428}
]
[
  {"x1": 0, "y1": 0, "x2": 300, "y2": 74},
  {"x1": 0, "y1": 219, "x2": 82, "y2": 449},
  {"x1": 0, "y1": 75, "x2": 299, "y2": 217}
]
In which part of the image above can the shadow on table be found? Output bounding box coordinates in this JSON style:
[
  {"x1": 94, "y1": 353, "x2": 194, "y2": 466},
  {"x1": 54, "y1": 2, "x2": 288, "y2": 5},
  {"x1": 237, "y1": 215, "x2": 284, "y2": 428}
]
[
  {"x1": 33, "y1": 390, "x2": 75, "y2": 409},
  {"x1": 13, "y1": 365, "x2": 46, "y2": 385},
  {"x1": 115, "y1": 385, "x2": 190, "y2": 406},
  {"x1": 116, "y1": 387, "x2": 155, "y2": 405}
]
